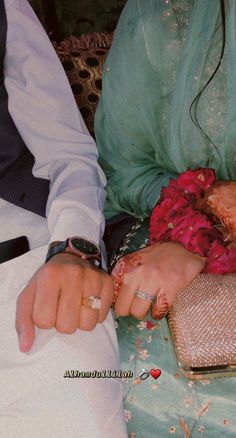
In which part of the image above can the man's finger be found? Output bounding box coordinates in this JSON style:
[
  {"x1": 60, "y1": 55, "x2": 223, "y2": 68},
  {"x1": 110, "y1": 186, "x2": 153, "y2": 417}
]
[
  {"x1": 97, "y1": 275, "x2": 114, "y2": 323},
  {"x1": 78, "y1": 303, "x2": 99, "y2": 331},
  {"x1": 15, "y1": 281, "x2": 36, "y2": 352},
  {"x1": 79, "y1": 272, "x2": 104, "y2": 330},
  {"x1": 32, "y1": 267, "x2": 60, "y2": 329},
  {"x1": 55, "y1": 285, "x2": 81, "y2": 334}
]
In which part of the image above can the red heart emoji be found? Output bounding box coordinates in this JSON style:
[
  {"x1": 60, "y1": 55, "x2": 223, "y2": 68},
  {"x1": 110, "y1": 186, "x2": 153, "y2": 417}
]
[{"x1": 150, "y1": 368, "x2": 161, "y2": 380}]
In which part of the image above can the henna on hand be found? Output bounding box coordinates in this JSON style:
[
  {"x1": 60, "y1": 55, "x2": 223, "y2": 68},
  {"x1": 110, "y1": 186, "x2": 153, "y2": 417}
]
[
  {"x1": 111, "y1": 252, "x2": 142, "y2": 303},
  {"x1": 151, "y1": 292, "x2": 170, "y2": 320}
]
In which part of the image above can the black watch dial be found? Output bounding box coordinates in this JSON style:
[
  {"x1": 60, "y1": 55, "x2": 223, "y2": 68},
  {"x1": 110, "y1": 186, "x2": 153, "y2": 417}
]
[{"x1": 71, "y1": 237, "x2": 99, "y2": 256}]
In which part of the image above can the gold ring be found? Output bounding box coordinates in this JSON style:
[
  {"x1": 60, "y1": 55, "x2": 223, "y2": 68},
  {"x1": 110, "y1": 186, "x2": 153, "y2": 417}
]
[{"x1": 81, "y1": 295, "x2": 101, "y2": 310}]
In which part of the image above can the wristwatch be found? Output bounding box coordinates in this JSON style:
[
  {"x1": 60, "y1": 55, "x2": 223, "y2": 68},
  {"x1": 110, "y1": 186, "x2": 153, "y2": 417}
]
[{"x1": 45, "y1": 236, "x2": 101, "y2": 266}]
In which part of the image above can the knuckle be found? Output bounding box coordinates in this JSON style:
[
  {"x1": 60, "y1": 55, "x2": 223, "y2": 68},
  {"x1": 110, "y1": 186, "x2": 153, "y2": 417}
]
[
  {"x1": 55, "y1": 321, "x2": 77, "y2": 334},
  {"x1": 131, "y1": 309, "x2": 147, "y2": 320},
  {"x1": 33, "y1": 313, "x2": 54, "y2": 329},
  {"x1": 79, "y1": 320, "x2": 97, "y2": 332},
  {"x1": 115, "y1": 303, "x2": 129, "y2": 317}
]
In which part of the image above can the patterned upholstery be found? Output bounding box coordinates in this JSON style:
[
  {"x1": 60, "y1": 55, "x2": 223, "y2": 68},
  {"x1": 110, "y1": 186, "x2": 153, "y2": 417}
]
[{"x1": 54, "y1": 32, "x2": 113, "y2": 136}]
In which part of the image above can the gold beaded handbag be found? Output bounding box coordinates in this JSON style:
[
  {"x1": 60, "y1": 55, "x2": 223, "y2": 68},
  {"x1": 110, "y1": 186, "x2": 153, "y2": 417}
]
[{"x1": 167, "y1": 273, "x2": 236, "y2": 380}]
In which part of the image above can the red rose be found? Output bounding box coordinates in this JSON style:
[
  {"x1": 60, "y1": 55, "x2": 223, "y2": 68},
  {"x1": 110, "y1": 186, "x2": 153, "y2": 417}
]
[
  {"x1": 207, "y1": 239, "x2": 225, "y2": 259},
  {"x1": 177, "y1": 168, "x2": 216, "y2": 197},
  {"x1": 206, "y1": 246, "x2": 236, "y2": 274},
  {"x1": 190, "y1": 229, "x2": 222, "y2": 256},
  {"x1": 161, "y1": 178, "x2": 185, "y2": 200},
  {"x1": 170, "y1": 210, "x2": 213, "y2": 248},
  {"x1": 149, "y1": 195, "x2": 189, "y2": 243},
  {"x1": 149, "y1": 167, "x2": 236, "y2": 275}
]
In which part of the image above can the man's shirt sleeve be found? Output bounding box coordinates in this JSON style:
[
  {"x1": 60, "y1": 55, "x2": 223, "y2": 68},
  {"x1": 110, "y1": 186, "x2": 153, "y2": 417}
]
[{"x1": 4, "y1": 0, "x2": 107, "y2": 247}]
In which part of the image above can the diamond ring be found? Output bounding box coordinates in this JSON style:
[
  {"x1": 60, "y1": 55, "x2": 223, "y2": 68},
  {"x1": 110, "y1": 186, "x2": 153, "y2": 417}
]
[
  {"x1": 81, "y1": 296, "x2": 101, "y2": 310},
  {"x1": 135, "y1": 290, "x2": 156, "y2": 303}
]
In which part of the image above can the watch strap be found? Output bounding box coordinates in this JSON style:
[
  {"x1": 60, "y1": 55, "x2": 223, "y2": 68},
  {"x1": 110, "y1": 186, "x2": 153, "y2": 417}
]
[{"x1": 45, "y1": 240, "x2": 68, "y2": 262}]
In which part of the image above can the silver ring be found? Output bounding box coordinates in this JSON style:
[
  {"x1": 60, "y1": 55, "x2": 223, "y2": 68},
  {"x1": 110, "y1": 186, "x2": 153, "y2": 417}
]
[
  {"x1": 81, "y1": 296, "x2": 101, "y2": 310},
  {"x1": 135, "y1": 290, "x2": 156, "y2": 303}
]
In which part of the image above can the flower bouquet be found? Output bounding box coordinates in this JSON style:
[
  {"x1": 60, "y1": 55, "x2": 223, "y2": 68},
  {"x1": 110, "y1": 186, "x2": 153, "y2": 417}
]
[{"x1": 149, "y1": 168, "x2": 236, "y2": 274}]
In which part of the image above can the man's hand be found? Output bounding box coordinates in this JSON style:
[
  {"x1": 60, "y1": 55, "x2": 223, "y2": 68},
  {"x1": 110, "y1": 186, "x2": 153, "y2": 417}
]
[{"x1": 15, "y1": 253, "x2": 113, "y2": 352}]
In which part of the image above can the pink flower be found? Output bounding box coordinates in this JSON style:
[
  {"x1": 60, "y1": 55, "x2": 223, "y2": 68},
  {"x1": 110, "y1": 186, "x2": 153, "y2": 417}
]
[
  {"x1": 177, "y1": 168, "x2": 216, "y2": 197},
  {"x1": 149, "y1": 195, "x2": 189, "y2": 243},
  {"x1": 161, "y1": 178, "x2": 185, "y2": 199},
  {"x1": 190, "y1": 229, "x2": 221, "y2": 256},
  {"x1": 149, "y1": 167, "x2": 236, "y2": 275},
  {"x1": 208, "y1": 240, "x2": 225, "y2": 259},
  {"x1": 170, "y1": 210, "x2": 213, "y2": 251},
  {"x1": 206, "y1": 246, "x2": 236, "y2": 274}
]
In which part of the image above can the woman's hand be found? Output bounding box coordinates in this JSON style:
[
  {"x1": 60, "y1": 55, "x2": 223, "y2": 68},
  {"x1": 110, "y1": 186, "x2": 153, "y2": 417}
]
[
  {"x1": 112, "y1": 242, "x2": 205, "y2": 320},
  {"x1": 196, "y1": 180, "x2": 236, "y2": 243}
]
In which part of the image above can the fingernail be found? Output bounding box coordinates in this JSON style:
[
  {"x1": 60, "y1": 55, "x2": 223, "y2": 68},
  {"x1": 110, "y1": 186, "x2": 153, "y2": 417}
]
[{"x1": 18, "y1": 332, "x2": 29, "y2": 353}]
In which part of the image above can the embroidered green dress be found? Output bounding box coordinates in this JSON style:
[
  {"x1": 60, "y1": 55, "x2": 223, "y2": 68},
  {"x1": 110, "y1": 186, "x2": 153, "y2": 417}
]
[{"x1": 95, "y1": 0, "x2": 236, "y2": 436}]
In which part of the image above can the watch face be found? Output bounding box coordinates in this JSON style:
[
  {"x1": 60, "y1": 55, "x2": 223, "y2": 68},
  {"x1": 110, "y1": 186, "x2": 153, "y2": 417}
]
[{"x1": 70, "y1": 237, "x2": 99, "y2": 256}]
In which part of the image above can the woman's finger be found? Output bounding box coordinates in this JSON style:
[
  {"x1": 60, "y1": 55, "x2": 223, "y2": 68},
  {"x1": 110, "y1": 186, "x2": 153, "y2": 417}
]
[
  {"x1": 151, "y1": 290, "x2": 171, "y2": 320},
  {"x1": 130, "y1": 267, "x2": 160, "y2": 319},
  {"x1": 114, "y1": 270, "x2": 140, "y2": 316}
]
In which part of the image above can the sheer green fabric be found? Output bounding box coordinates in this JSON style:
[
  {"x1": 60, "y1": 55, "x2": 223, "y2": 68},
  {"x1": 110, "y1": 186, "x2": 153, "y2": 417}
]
[
  {"x1": 95, "y1": 0, "x2": 236, "y2": 220},
  {"x1": 95, "y1": 1, "x2": 236, "y2": 436}
]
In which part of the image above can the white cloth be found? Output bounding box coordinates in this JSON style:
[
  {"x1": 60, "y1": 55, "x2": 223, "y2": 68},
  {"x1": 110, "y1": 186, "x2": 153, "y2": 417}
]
[
  {"x1": 0, "y1": 203, "x2": 126, "y2": 438},
  {"x1": 5, "y1": 0, "x2": 107, "y2": 246},
  {"x1": 0, "y1": 1, "x2": 127, "y2": 436}
]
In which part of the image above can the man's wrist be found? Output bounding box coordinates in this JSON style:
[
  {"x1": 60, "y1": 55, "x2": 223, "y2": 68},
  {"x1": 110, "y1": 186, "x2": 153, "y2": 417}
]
[{"x1": 46, "y1": 236, "x2": 101, "y2": 267}]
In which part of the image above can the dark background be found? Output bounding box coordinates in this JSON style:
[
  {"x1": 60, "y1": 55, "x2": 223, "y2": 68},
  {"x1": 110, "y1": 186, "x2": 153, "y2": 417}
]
[{"x1": 28, "y1": 0, "x2": 126, "y2": 41}]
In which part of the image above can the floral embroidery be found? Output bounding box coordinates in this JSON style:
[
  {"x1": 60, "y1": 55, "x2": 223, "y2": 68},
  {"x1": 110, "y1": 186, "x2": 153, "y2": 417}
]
[
  {"x1": 147, "y1": 320, "x2": 160, "y2": 330},
  {"x1": 135, "y1": 336, "x2": 141, "y2": 352},
  {"x1": 183, "y1": 396, "x2": 194, "y2": 408},
  {"x1": 179, "y1": 418, "x2": 191, "y2": 438},
  {"x1": 128, "y1": 354, "x2": 135, "y2": 362},
  {"x1": 132, "y1": 377, "x2": 141, "y2": 386},
  {"x1": 200, "y1": 379, "x2": 210, "y2": 386},
  {"x1": 129, "y1": 395, "x2": 136, "y2": 405},
  {"x1": 197, "y1": 401, "x2": 212, "y2": 417},
  {"x1": 138, "y1": 349, "x2": 150, "y2": 360},
  {"x1": 124, "y1": 410, "x2": 132, "y2": 423},
  {"x1": 137, "y1": 321, "x2": 147, "y2": 330}
]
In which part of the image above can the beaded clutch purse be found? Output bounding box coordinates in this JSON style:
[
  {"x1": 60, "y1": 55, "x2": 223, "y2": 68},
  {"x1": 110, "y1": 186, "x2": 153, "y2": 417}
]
[{"x1": 167, "y1": 273, "x2": 236, "y2": 379}]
